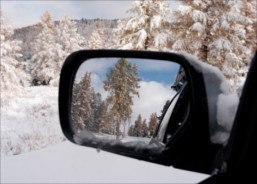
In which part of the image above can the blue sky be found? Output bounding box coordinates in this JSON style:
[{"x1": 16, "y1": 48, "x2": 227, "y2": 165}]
[
  {"x1": 129, "y1": 58, "x2": 180, "y2": 85},
  {"x1": 1, "y1": 0, "x2": 180, "y2": 28}
]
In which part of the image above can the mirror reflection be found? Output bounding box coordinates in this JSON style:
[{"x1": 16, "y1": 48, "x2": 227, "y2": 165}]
[{"x1": 71, "y1": 58, "x2": 186, "y2": 147}]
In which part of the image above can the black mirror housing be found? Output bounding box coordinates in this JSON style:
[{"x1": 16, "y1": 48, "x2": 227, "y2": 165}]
[{"x1": 59, "y1": 50, "x2": 220, "y2": 174}]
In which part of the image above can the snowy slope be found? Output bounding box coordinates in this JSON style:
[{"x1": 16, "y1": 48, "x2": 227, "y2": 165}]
[{"x1": 1, "y1": 141, "x2": 209, "y2": 183}]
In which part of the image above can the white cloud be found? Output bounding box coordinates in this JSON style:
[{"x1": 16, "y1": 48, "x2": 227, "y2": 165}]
[{"x1": 131, "y1": 81, "x2": 175, "y2": 123}]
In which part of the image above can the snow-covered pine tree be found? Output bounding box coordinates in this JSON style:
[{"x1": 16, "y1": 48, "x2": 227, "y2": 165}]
[
  {"x1": 148, "y1": 112, "x2": 158, "y2": 136},
  {"x1": 104, "y1": 58, "x2": 141, "y2": 139},
  {"x1": 141, "y1": 119, "x2": 148, "y2": 137},
  {"x1": 240, "y1": 0, "x2": 257, "y2": 58},
  {"x1": 128, "y1": 125, "x2": 135, "y2": 136},
  {"x1": 57, "y1": 15, "x2": 85, "y2": 54},
  {"x1": 71, "y1": 72, "x2": 93, "y2": 133},
  {"x1": 171, "y1": 0, "x2": 210, "y2": 61},
  {"x1": 172, "y1": 0, "x2": 251, "y2": 90},
  {"x1": 87, "y1": 20, "x2": 107, "y2": 49},
  {"x1": 128, "y1": 115, "x2": 148, "y2": 137},
  {"x1": 84, "y1": 92, "x2": 104, "y2": 133},
  {"x1": 207, "y1": 0, "x2": 251, "y2": 89},
  {"x1": 0, "y1": 10, "x2": 28, "y2": 91},
  {"x1": 30, "y1": 11, "x2": 65, "y2": 86},
  {"x1": 132, "y1": 114, "x2": 143, "y2": 137},
  {"x1": 114, "y1": 0, "x2": 172, "y2": 51},
  {"x1": 99, "y1": 101, "x2": 115, "y2": 135}
]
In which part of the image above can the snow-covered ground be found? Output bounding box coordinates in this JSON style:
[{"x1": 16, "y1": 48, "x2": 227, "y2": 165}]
[
  {"x1": 1, "y1": 141, "x2": 209, "y2": 183},
  {"x1": 1, "y1": 85, "x2": 209, "y2": 183},
  {"x1": 1, "y1": 86, "x2": 65, "y2": 155}
]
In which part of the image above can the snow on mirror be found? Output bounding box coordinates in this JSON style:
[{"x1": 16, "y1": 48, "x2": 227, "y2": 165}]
[{"x1": 71, "y1": 58, "x2": 187, "y2": 153}]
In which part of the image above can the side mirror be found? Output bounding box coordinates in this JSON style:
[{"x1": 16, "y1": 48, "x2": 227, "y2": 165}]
[{"x1": 59, "y1": 50, "x2": 220, "y2": 174}]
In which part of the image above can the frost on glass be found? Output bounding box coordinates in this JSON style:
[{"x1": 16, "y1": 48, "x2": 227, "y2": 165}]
[{"x1": 70, "y1": 57, "x2": 186, "y2": 153}]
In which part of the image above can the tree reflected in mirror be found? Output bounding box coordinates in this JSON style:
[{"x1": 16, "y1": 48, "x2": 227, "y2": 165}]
[{"x1": 71, "y1": 57, "x2": 186, "y2": 147}]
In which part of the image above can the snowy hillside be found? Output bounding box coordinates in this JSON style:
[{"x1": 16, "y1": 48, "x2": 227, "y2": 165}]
[
  {"x1": 1, "y1": 86, "x2": 65, "y2": 155},
  {"x1": 12, "y1": 18, "x2": 117, "y2": 60}
]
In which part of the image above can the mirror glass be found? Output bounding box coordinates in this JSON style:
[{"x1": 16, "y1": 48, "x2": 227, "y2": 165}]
[{"x1": 71, "y1": 58, "x2": 188, "y2": 152}]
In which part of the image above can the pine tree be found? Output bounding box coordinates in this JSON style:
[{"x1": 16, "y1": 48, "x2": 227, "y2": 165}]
[
  {"x1": 0, "y1": 10, "x2": 28, "y2": 91},
  {"x1": 240, "y1": 0, "x2": 257, "y2": 59},
  {"x1": 87, "y1": 20, "x2": 107, "y2": 49},
  {"x1": 133, "y1": 114, "x2": 143, "y2": 137},
  {"x1": 57, "y1": 15, "x2": 85, "y2": 54},
  {"x1": 128, "y1": 125, "x2": 135, "y2": 136},
  {"x1": 30, "y1": 11, "x2": 65, "y2": 86},
  {"x1": 148, "y1": 113, "x2": 159, "y2": 136},
  {"x1": 71, "y1": 72, "x2": 93, "y2": 133},
  {"x1": 171, "y1": 0, "x2": 252, "y2": 90},
  {"x1": 141, "y1": 119, "x2": 148, "y2": 137},
  {"x1": 207, "y1": 0, "x2": 250, "y2": 89},
  {"x1": 114, "y1": 0, "x2": 172, "y2": 50},
  {"x1": 84, "y1": 92, "x2": 104, "y2": 133},
  {"x1": 129, "y1": 115, "x2": 148, "y2": 137},
  {"x1": 104, "y1": 58, "x2": 141, "y2": 139},
  {"x1": 171, "y1": 0, "x2": 210, "y2": 61},
  {"x1": 99, "y1": 101, "x2": 115, "y2": 135}
]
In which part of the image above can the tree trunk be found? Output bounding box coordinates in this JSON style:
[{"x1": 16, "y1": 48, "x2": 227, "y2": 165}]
[{"x1": 116, "y1": 121, "x2": 120, "y2": 140}]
